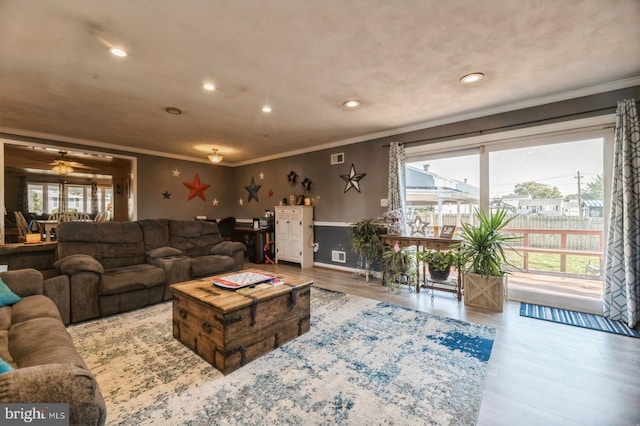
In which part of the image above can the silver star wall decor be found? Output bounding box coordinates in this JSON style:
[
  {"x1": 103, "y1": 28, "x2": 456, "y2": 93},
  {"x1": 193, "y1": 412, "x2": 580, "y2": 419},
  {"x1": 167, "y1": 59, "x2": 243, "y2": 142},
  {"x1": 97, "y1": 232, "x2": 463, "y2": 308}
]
[{"x1": 340, "y1": 164, "x2": 366, "y2": 193}]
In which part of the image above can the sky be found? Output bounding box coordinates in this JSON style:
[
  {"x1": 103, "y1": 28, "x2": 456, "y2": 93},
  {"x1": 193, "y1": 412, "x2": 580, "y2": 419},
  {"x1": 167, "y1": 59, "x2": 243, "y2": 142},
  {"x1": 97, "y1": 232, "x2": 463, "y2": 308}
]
[{"x1": 408, "y1": 138, "x2": 604, "y2": 198}]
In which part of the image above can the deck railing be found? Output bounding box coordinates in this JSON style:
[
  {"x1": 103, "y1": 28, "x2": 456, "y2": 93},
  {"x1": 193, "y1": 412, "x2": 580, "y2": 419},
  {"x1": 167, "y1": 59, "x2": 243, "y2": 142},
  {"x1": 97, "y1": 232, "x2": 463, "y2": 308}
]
[{"x1": 502, "y1": 228, "x2": 604, "y2": 276}]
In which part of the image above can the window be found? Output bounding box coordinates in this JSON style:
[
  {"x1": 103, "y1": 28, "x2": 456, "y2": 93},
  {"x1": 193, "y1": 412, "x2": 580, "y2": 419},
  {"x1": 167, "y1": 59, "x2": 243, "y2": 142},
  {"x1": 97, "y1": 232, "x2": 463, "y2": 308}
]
[
  {"x1": 405, "y1": 154, "x2": 479, "y2": 236},
  {"x1": 27, "y1": 182, "x2": 112, "y2": 215}
]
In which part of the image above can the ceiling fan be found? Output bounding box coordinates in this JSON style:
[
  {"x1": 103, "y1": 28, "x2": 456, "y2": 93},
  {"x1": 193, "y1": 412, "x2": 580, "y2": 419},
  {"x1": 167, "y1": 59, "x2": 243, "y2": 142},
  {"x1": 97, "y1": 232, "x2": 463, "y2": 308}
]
[{"x1": 50, "y1": 151, "x2": 95, "y2": 175}]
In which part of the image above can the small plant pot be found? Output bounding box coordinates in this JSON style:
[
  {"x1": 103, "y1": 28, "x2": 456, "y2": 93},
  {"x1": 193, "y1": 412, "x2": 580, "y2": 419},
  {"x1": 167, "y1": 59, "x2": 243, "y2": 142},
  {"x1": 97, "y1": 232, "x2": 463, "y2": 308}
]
[{"x1": 428, "y1": 265, "x2": 451, "y2": 281}]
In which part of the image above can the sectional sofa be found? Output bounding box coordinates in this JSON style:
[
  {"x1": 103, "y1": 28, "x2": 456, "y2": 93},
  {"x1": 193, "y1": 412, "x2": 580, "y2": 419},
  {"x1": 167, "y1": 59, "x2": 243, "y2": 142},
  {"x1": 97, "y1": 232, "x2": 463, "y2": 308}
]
[
  {"x1": 0, "y1": 268, "x2": 106, "y2": 425},
  {"x1": 55, "y1": 219, "x2": 246, "y2": 323}
]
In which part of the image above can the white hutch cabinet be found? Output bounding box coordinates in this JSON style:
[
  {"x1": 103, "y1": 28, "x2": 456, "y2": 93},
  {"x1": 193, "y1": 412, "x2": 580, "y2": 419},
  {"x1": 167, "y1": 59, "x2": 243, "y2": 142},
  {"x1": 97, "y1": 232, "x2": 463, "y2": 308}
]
[{"x1": 274, "y1": 206, "x2": 314, "y2": 268}]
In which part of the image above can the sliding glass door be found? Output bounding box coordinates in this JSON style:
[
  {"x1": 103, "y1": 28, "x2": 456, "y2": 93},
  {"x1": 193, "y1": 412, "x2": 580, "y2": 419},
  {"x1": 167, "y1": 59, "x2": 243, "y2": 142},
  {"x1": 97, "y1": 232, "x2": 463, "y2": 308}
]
[{"x1": 405, "y1": 124, "x2": 612, "y2": 311}]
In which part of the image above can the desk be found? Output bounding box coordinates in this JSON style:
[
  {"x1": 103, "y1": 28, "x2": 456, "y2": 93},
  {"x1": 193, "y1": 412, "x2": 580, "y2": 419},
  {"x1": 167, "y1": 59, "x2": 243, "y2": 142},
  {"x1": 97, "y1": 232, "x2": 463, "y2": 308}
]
[
  {"x1": 380, "y1": 234, "x2": 462, "y2": 300},
  {"x1": 232, "y1": 228, "x2": 274, "y2": 264}
]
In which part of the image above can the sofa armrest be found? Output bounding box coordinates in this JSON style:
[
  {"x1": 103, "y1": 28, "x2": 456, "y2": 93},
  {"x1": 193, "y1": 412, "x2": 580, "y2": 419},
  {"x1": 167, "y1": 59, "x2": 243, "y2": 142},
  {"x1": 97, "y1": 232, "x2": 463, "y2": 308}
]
[
  {"x1": 0, "y1": 363, "x2": 107, "y2": 425},
  {"x1": 44, "y1": 275, "x2": 71, "y2": 325},
  {"x1": 210, "y1": 241, "x2": 246, "y2": 257},
  {"x1": 55, "y1": 255, "x2": 104, "y2": 275},
  {"x1": 145, "y1": 246, "x2": 183, "y2": 260},
  {"x1": 0, "y1": 268, "x2": 44, "y2": 297}
]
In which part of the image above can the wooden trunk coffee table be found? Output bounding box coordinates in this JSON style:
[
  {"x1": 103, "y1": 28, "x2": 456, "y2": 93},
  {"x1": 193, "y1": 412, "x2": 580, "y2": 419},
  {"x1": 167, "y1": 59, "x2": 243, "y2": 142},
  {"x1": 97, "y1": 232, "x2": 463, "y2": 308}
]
[{"x1": 170, "y1": 270, "x2": 312, "y2": 375}]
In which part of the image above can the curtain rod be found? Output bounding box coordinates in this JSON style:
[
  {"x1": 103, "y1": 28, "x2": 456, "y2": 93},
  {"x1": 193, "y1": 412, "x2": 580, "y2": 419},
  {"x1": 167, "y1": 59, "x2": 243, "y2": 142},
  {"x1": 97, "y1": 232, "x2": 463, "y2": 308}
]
[{"x1": 382, "y1": 104, "x2": 630, "y2": 148}]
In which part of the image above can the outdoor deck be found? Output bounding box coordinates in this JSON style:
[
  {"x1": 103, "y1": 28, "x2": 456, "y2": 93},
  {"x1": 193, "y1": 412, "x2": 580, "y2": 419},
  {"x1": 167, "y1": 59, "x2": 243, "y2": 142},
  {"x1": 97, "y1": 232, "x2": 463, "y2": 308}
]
[{"x1": 507, "y1": 270, "x2": 603, "y2": 314}]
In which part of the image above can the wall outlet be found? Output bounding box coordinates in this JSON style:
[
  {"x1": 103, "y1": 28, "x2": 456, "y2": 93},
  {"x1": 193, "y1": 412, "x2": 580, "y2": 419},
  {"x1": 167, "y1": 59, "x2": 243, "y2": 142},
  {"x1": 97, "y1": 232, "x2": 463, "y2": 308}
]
[
  {"x1": 331, "y1": 250, "x2": 346, "y2": 263},
  {"x1": 380, "y1": 198, "x2": 388, "y2": 207}
]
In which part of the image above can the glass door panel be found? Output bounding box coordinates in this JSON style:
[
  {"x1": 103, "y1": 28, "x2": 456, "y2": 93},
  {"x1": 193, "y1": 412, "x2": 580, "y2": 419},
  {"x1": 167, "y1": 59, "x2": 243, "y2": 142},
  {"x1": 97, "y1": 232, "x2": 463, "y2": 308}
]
[{"x1": 489, "y1": 138, "x2": 604, "y2": 303}]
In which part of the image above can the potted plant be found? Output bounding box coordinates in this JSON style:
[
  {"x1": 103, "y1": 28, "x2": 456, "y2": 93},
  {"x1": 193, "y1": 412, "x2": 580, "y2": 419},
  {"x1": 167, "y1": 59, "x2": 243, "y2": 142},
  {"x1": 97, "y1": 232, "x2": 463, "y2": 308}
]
[
  {"x1": 382, "y1": 242, "x2": 417, "y2": 290},
  {"x1": 349, "y1": 218, "x2": 385, "y2": 282},
  {"x1": 418, "y1": 249, "x2": 459, "y2": 281},
  {"x1": 456, "y1": 208, "x2": 519, "y2": 312}
]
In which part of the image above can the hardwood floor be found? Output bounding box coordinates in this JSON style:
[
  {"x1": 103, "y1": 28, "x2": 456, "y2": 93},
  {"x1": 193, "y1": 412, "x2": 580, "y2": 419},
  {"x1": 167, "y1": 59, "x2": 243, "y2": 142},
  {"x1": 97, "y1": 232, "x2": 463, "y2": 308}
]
[{"x1": 249, "y1": 262, "x2": 640, "y2": 426}]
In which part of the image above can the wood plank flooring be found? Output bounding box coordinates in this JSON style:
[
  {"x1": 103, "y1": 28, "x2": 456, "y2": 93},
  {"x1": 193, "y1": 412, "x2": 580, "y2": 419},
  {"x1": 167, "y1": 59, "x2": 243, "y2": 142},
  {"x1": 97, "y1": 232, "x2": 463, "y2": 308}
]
[{"x1": 249, "y1": 262, "x2": 640, "y2": 426}]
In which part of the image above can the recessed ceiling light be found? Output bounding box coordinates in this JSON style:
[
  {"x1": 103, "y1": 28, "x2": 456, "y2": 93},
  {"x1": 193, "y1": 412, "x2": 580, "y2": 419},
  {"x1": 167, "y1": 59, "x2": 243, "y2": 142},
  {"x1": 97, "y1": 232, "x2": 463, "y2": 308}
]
[
  {"x1": 343, "y1": 99, "x2": 361, "y2": 108},
  {"x1": 165, "y1": 107, "x2": 182, "y2": 115},
  {"x1": 203, "y1": 83, "x2": 215, "y2": 91},
  {"x1": 110, "y1": 48, "x2": 127, "y2": 57},
  {"x1": 460, "y1": 72, "x2": 484, "y2": 84},
  {"x1": 262, "y1": 105, "x2": 272, "y2": 113}
]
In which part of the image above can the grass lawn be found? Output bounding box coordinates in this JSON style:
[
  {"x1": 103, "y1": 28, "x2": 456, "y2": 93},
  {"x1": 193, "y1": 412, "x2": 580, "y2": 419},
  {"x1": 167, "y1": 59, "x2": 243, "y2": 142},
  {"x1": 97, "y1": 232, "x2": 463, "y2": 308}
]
[{"x1": 505, "y1": 252, "x2": 601, "y2": 275}]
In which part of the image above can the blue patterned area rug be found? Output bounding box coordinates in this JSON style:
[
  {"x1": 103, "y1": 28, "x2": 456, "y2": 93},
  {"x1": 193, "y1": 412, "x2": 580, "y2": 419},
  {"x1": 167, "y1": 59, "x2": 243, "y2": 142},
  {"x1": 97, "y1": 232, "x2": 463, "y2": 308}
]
[
  {"x1": 68, "y1": 288, "x2": 496, "y2": 425},
  {"x1": 520, "y1": 303, "x2": 640, "y2": 338}
]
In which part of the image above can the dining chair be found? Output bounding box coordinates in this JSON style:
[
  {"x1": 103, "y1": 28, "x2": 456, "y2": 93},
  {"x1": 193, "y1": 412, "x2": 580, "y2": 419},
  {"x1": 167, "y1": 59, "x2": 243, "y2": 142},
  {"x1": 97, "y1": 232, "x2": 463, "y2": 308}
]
[{"x1": 13, "y1": 211, "x2": 29, "y2": 243}]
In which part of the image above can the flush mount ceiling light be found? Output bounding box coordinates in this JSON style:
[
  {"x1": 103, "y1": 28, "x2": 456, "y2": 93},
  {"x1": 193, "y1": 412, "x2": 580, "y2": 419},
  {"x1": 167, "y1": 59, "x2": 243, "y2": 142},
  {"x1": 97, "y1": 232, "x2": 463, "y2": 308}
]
[
  {"x1": 208, "y1": 149, "x2": 223, "y2": 163},
  {"x1": 262, "y1": 105, "x2": 272, "y2": 113},
  {"x1": 165, "y1": 107, "x2": 182, "y2": 115},
  {"x1": 460, "y1": 72, "x2": 484, "y2": 84},
  {"x1": 343, "y1": 99, "x2": 361, "y2": 108},
  {"x1": 203, "y1": 83, "x2": 215, "y2": 91},
  {"x1": 110, "y1": 47, "x2": 127, "y2": 57}
]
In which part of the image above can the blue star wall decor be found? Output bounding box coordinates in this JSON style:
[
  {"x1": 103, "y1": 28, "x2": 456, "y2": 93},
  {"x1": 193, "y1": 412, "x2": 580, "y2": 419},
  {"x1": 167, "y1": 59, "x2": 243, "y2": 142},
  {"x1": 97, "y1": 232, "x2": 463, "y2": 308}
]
[
  {"x1": 340, "y1": 164, "x2": 366, "y2": 193},
  {"x1": 245, "y1": 176, "x2": 262, "y2": 203},
  {"x1": 162, "y1": 191, "x2": 171, "y2": 199}
]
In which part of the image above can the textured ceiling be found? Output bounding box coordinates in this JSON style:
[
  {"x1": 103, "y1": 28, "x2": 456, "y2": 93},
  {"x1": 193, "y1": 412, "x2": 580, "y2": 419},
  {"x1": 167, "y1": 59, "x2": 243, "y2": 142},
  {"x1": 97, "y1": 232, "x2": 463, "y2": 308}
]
[{"x1": 1, "y1": 0, "x2": 639, "y2": 165}]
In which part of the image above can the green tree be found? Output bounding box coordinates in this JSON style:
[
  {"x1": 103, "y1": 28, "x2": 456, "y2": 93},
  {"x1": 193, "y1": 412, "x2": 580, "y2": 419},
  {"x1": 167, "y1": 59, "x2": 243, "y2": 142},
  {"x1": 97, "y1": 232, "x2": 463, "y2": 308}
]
[
  {"x1": 31, "y1": 192, "x2": 43, "y2": 215},
  {"x1": 513, "y1": 181, "x2": 562, "y2": 199},
  {"x1": 582, "y1": 174, "x2": 603, "y2": 200}
]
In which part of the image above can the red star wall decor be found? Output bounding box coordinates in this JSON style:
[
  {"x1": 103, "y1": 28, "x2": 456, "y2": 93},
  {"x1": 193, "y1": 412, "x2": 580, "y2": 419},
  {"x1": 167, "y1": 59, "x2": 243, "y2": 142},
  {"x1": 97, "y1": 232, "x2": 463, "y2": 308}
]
[{"x1": 183, "y1": 174, "x2": 211, "y2": 201}]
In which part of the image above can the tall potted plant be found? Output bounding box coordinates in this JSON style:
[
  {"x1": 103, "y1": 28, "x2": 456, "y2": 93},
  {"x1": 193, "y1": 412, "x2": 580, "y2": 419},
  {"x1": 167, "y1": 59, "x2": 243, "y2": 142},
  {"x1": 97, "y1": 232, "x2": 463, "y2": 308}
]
[
  {"x1": 349, "y1": 218, "x2": 384, "y2": 282},
  {"x1": 457, "y1": 208, "x2": 519, "y2": 312}
]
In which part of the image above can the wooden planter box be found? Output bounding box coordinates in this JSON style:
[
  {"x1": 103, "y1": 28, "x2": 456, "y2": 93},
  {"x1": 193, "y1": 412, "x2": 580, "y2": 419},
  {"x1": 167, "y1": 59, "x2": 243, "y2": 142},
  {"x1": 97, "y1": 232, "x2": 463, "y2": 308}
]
[{"x1": 463, "y1": 272, "x2": 507, "y2": 312}]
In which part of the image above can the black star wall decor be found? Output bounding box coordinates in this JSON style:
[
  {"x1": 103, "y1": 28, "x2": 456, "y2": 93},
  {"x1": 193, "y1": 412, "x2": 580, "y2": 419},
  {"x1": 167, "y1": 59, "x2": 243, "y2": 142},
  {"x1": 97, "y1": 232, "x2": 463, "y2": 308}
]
[
  {"x1": 301, "y1": 177, "x2": 312, "y2": 192},
  {"x1": 162, "y1": 191, "x2": 171, "y2": 199},
  {"x1": 287, "y1": 171, "x2": 298, "y2": 185},
  {"x1": 340, "y1": 164, "x2": 366, "y2": 193},
  {"x1": 245, "y1": 176, "x2": 262, "y2": 203}
]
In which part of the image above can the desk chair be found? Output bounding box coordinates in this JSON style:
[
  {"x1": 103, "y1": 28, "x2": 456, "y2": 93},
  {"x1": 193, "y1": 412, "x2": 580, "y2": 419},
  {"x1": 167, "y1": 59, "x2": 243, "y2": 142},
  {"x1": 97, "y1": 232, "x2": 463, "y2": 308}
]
[{"x1": 217, "y1": 217, "x2": 236, "y2": 241}]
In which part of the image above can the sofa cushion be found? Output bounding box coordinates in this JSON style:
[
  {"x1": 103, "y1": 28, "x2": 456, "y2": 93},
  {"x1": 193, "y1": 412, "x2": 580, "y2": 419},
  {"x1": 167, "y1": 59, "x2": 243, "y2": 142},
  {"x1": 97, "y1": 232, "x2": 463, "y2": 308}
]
[
  {"x1": 169, "y1": 220, "x2": 224, "y2": 257},
  {"x1": 0, "y1": 269, "x2": 43, "y2": 298},
  {"x1": 11, "y1": 295, "x2": 62, "y2": 325},
  {"x1": 57, "y1": 221, "x2": 147, "y2": 269},
  {"x1": 0, "y1": 278, "x2": 20, "y2": 307},
  {"x1": 190, "y1": 255, "x2": 235, "y2": 278},
  {"x1": 140, "y1": 219, "x2": 170, "y2": 251},
  {"x1": 9, "y1": 317, "x2": 86, "y2": 369},
  {"x1": 101, "y1": 264, "x2": 166, "y2": 296},
  {"x1": 0, "y1": 330, "x2": 13, "y2": 366},
  {"x1": 0, "y1": 307, "x2": 10, "y2": 331}
]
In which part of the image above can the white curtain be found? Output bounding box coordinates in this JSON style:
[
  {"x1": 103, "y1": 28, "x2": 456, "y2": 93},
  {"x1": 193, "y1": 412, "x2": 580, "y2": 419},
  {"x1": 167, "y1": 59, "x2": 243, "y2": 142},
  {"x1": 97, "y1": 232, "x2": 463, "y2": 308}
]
[
  {"x1": 604, "y1": 99, "x2": 640, "y2": 328},
  {"x1": 387, "y1": 142, "x2": 407, "y2": 235}
]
